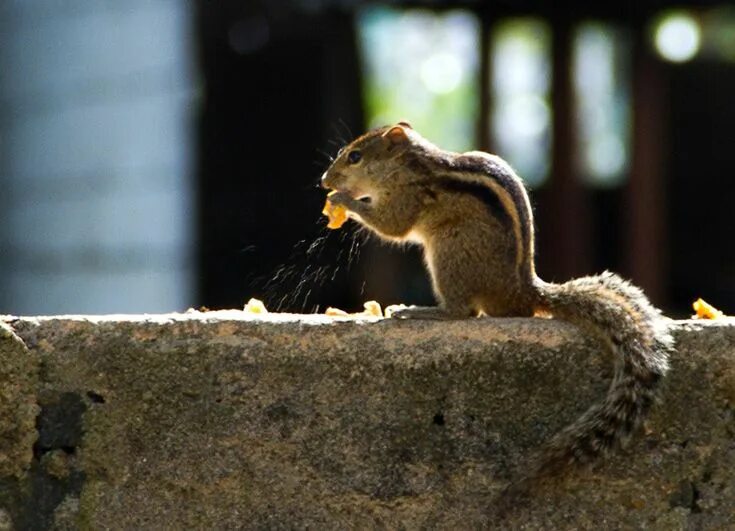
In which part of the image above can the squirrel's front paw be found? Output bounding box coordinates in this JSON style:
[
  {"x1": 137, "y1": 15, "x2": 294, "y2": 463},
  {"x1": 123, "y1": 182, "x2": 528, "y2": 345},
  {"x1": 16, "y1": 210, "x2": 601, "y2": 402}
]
[
  {"x1": 325, "y1": 191, "x2": 351, "y2": 206},
  {"x1": 385, "y1": 304, "x2": 409, "y2": 318},
  {"x1": 327, "y1": 191, "x2": 373, "y2": 216}
]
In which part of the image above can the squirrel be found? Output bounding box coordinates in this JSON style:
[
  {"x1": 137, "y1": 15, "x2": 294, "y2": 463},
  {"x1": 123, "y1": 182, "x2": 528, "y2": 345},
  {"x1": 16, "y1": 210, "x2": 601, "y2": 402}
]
[{"x1": 320, "y1": 121, "x2": 674, "y2": 491}]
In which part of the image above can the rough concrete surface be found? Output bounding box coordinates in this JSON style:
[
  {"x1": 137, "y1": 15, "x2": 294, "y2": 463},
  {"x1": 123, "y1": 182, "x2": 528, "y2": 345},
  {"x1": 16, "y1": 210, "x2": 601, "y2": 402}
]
[{"x1": 0, "y1": 311, "x2": 733, "y2": 530}]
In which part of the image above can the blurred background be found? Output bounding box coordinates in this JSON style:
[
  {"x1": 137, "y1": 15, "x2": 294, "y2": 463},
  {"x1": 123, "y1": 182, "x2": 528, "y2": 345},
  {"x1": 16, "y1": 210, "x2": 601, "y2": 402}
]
[{"x1": 0, "y1": 1, "x2": 733, "y2": 317}]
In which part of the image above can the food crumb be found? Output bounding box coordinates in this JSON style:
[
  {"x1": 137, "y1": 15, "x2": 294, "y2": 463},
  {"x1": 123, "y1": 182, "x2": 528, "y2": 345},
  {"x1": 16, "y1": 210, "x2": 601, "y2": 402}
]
[
  {"x1": 324, "y1": 300, "x2": 383, "y2": 318},
  {"x1": 244, "y1": 298, "x2": 268, "y2": 314},
  {"x1": 322, "y1": 191, "x2": 348, "y2": 229},
  {"x1": 692, "y1": 298, "x2": 723, "y2": 320},
  {"x1": 362, "y1": 300, "x2": 382, "y2": 317}
]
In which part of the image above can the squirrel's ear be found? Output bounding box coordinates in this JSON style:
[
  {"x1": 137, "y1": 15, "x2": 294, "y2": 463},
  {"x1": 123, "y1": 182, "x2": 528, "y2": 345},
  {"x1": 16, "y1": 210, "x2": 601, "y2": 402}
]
[
  {"x1": 397, "y1": 120, "x2": 412, "y2": 129},
  {"x1": 383, "y1": 124, "x2": 409, "y2": 145}
]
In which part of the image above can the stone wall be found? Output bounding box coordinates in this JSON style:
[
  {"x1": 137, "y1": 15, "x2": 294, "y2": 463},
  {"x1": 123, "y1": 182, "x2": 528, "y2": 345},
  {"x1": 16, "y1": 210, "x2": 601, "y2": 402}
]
[{"x1": 1, "y1": 312, "x2": 734, "y2": 529}]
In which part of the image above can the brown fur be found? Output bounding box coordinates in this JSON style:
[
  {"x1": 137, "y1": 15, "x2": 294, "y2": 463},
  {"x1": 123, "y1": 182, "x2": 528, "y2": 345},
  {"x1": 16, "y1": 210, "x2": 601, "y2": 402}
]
[{"x1": 321, "y1": 124, "x2": 673, "y2": 486}]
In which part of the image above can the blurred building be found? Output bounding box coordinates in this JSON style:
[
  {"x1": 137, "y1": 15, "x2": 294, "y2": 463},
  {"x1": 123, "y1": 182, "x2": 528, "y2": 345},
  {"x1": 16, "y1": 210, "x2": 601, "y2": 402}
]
[{"x1": 0, "y1": 1, "x2": 198, "y2": 314}]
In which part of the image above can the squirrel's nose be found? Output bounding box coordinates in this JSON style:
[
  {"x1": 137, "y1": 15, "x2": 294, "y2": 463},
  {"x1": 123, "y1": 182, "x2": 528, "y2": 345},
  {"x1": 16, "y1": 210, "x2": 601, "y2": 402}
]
[{"x1": 320, "y1": 171, "x2": 330, "y2": 189}]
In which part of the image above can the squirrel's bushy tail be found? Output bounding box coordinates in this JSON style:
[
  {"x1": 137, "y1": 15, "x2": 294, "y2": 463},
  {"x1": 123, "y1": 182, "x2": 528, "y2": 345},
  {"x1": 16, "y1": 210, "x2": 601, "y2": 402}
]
[{"x1": 529, "y1": 271, "x2": 673, "y2": 476}]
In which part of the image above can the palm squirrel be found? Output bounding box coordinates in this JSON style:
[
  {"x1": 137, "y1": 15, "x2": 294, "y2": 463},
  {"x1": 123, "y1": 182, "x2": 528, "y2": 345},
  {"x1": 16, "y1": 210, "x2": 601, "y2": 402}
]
[{"x1": 320, "y1": 121, "x2": 673, "y2": 483}]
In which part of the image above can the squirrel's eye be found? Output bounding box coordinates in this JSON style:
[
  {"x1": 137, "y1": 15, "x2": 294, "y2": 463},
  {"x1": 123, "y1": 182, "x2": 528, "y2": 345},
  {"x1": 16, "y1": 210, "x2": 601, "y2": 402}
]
[{"x1": 347, "y1": 150, "x2": 362, "y2": 164}]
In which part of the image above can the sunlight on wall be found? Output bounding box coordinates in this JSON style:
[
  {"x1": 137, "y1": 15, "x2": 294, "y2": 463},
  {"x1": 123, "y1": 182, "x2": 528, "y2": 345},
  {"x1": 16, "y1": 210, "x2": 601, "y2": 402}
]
[
  {"x1": 357, "y1": 7, "x2": 480, "y2": 152},
  {"x1": 490, "y1": 19, "x2": 551, "y2": 187},
  {"x1": 573, "y1": 23, "x2": 631, "y2": 187}
]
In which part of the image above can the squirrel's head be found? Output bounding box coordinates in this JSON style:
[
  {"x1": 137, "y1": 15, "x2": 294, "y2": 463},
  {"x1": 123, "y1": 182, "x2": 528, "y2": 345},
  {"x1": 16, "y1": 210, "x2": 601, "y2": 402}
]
[{"x1": 320, "y1": 121, "x2": 416, "y2": 204}]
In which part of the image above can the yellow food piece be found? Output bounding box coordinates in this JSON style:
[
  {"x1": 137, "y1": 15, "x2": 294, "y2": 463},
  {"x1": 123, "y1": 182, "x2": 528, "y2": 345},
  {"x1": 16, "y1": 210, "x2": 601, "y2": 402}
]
[
  {"x1": 244, "y1": 298, "x2": 268, "y2": 314},
  {"x1": 692, "y1": 298, "x2": 723, "y2": 320},
  {"x1": 322, "y1": 191, "x2": 348, "y2": 229},
  {"x1": 362, "y1": 300, "x2": 383, "y2": 317},
  {"x1": 324, "y1": 300, "x2": 383, "y2": 318}
]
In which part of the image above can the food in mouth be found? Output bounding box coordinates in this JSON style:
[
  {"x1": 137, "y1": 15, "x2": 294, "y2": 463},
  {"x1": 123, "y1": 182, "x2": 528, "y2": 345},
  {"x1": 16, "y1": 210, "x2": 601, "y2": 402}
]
[{"x1": 322, "y1": 191, "x2": 348, "y2": 229}]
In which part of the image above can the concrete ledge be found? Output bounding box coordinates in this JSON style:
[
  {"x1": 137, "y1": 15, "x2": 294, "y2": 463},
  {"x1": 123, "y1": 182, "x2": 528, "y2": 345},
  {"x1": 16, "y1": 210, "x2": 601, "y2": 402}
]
[{"x1": 1, "y1": 312, "x2": 734, "y2": 529}]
